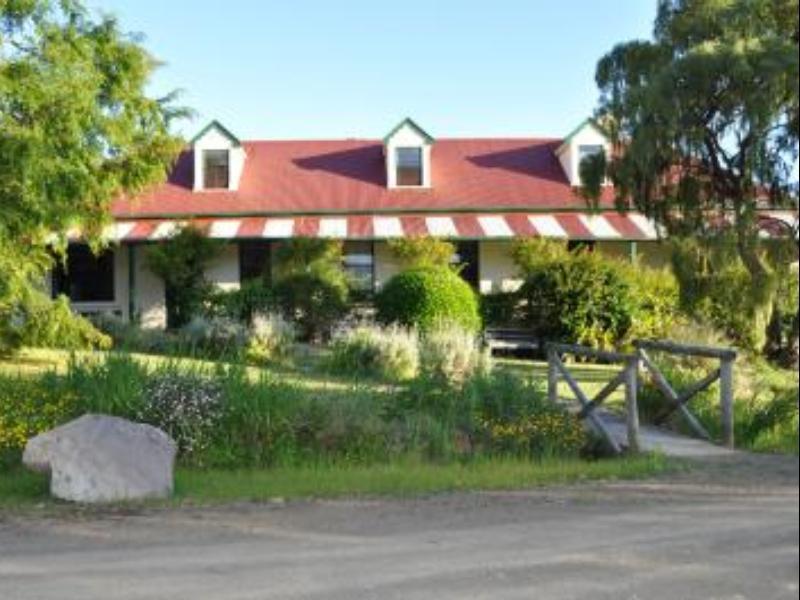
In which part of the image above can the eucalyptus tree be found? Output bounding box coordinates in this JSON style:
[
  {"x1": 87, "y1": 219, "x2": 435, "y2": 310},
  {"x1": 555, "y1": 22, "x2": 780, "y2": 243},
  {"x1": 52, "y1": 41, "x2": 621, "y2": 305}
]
[{"x1": 582, "y1": 0, "x2": 799, "y2": 363}]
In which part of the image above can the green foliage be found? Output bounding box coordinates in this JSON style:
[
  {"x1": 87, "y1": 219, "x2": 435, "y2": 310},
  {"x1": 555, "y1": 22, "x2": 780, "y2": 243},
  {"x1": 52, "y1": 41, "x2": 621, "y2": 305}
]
[
  {"x1": 328, "y1": 325, "x2": 419, "y2": 382},
  {"x1": 584, "y1": 0, "x2": 799, "y2": 359},
  {"x1": 376, "y1": 267, "x2": 481, "y2": 333},
  {"x1": 510, "y1": 238, "x2": 679, "y2": 347},
  {"x1": 179, "y1": 316, "x2": 248, "y2": 359},
  {"x1": 518, "y1": 251, "x2": 635, "y2": 349},
  {"x1": 419, "y1": 323, "x2": 490, "y2": 388},
  {"x1": 205, "y1": 278, "x2": 274, "y2": 323},
  {"x1": 670, "y1": 236, "x2": 776, "y2": 351},
  {"x1": 146, "y1": 225, "x2": 222, "y2": 329},
  {"x1": 20, "y1": 295, "x2": 112, "y2": 351},
  {"x1": 272, "y1": 239, "x2": 349, "y2": 341},
  {"x1": 273, "y1": 273, "x2": 348, "y2": 341},
  {"x1": 387, "y1": 237, "x2": 456, "y2": 269},
  {"x1": 0, "y1": 0, "x2": 185, "y2": 351},
  {"x1": 244, "y1": 313, "x2": 296, "y2": 365}
]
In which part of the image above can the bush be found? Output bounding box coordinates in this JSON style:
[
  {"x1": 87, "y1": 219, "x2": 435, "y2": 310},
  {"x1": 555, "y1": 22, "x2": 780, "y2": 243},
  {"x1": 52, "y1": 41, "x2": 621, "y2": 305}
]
[
  {"x1": 138, "y1": 370, "x2": 224, "y2": 462},
  {"x1": 376, "y1": 267, "x2": 481, "y2": 333},
  {"x1": 205, "y1": 278, "x2": 274, "y2": 323},
  {"x1": 0, "y1": 373, "x2": 74, "y2": 467},
  {"x1": 517, "y1": 251, "x2": 635, "y2": 349},
  {"x1": 387, "y1": 237, "x2": 456, "y2": 269},
  {"x1": 179, "y1": 316, "x2": 248, "y2": 359},
  {"x1": 91, "y1": 313, "x2": 176, "y2": 354},
  {"x1": 21, "y1": 295, "x2": 112, "y2": 351},
  {"x1": 244, "y1": 312, "x2": 296, "y2": 365},
  {"x1": 146, "y1": 225, "x2": 221, "y2": 329},
  {"x1": 419, "y1": 323, "x2": 490, "y2": 388},
  {"x1": 328, "y1": 324, "x2": 419, "y2": 381},
  {"x1": 273, "y1": 272, "x2": 348, "y2": 341}
]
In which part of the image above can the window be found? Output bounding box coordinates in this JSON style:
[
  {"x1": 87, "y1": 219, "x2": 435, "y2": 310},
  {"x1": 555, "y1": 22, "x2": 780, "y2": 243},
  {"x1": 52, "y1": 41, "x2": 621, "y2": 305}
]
[
  {"x1": 203, "y1": 149, "x2": 230, "y2": 189},
  {"x1": 52, "y1": 244, "x2": 115, "y2": 302},
  {"x1": 578, "y1": 144, "x2": 604, "y2": 164},
  {"x1": 342, "y1": 241, "x2": 374, "y2": 292},
  {"x1": 451, "y1": 241, "x2": 479, "y2": 288},
  {"x1": 239, "y1": 241, "x2": 271, "y2": 283},
  {"x1": 396, "y1": 147, "x2": 423, "y2": 186}
]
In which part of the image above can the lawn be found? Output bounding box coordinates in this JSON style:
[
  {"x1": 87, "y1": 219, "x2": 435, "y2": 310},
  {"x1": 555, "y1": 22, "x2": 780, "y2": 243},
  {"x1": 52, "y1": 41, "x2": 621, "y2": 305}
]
[{"x1": 0, "y1": 454, "x2": 674, "y2": 511}]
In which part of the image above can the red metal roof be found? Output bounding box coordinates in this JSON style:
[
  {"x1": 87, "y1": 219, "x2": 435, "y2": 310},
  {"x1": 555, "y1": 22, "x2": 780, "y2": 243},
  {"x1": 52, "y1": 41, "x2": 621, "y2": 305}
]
[{"x1": 112, "y1": 138, "x2": 617, "y2": 218}]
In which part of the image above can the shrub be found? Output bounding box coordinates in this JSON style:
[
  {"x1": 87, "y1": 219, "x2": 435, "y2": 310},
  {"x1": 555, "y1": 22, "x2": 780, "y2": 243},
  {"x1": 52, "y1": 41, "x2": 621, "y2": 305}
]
[
  {"x1": 670, "y1": 236, "x2": 777, "y2": 352},
  {"x1": 21, "y1": 295, "x2": 112, "y2": 350},
  {"x1": 376, "y1": 267, "x2": 481, "y2": 333},
  {"x1": 517, "y1": 251, "x2": 634, "y2": 349},
  {"x1": 328, "y1": 324, "x2": 419, "y2": 381},
  {"x1": 180, "y1": 316, "x2": 248, "y2": 359},
  {"x1": 244, "y1": 312, "x2": 296, "y2": 365},
  {"x1": 480, "y1": 291, "x2": 520, "y2": 327},
  {"x1": 90, "y1": 313, "x2": 176, "y2": 354},
  {"x1": 273, "y1": 272, "x2": 348, "y2": 341},
  {"x1": 146, "y1": 225, "x2": 221, "y2": 328},
  {"x1": 419, "y1": 323, "x2": 490, "y2": 388},
  {"x1": 387, "y1": 237, "x2": 456, "y2": 269},
  {"x1": 138, "y1": 370, "x2": 224, "y2": 462},
  {"x1": 0, "y1": 373, "x2": 75, "y2": 467},
  {"x1": 206, "y1": 278, "x2": 274, "y2": 323}
]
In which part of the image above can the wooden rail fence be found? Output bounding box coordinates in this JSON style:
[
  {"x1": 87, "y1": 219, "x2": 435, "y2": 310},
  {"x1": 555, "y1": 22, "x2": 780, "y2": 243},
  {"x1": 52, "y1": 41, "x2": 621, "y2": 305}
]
[
  {"x1": 546, "y1": 343, "x2": 640, "y2": 455},
  {"x1": 545, "y1": 339, "x2": 738, "y2": 453}
]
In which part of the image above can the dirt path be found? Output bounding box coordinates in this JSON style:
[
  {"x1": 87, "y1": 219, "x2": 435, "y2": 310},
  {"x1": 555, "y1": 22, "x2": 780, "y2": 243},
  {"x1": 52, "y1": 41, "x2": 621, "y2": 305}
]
[{"x1": 1, "y1": 453, "x2": 797, "y2": 600}]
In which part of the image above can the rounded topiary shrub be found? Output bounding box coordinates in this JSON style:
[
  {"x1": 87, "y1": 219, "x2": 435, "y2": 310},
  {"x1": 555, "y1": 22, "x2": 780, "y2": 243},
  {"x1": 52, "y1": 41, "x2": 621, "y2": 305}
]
[{"x1": 375, "y1": 267, "x2": 481, "y2": 333}]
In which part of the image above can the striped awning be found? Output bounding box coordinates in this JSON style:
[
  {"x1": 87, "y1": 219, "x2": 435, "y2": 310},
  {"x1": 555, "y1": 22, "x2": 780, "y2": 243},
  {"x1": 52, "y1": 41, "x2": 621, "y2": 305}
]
[{"x1": 105, "y1": 211, "x2": 666, "y2": 242}]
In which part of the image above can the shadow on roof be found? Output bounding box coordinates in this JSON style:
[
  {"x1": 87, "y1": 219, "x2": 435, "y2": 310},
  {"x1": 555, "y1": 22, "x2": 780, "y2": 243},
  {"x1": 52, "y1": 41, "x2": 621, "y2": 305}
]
[
  {"x1": 293, "y1": 145, "x2": 386, "y2": 186},
  {"x1": 466, "y1": 142, "x2": 567, "y2": 183},
  {"x1": 165, "y1": 151, "x2": 194, "y2": 189}
]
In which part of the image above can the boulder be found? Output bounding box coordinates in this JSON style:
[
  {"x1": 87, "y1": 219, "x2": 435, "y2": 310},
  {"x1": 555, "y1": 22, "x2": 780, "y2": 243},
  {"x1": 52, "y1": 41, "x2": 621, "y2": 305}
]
[{"x1": 23, "y1": 414, "x2": 176, "y2": 503}]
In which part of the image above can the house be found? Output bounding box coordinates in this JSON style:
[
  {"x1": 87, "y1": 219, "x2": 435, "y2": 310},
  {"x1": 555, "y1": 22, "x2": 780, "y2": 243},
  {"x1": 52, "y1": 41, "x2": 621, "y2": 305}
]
[{"x1": 50, "y1": 118, "x2": 798, "y2": 329}]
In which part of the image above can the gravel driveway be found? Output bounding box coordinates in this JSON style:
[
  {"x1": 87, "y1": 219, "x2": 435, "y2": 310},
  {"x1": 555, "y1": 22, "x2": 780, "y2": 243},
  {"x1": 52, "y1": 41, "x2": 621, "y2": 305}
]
[{"x1": 1, "y1": 453, "x2": 797, "y2": 600}]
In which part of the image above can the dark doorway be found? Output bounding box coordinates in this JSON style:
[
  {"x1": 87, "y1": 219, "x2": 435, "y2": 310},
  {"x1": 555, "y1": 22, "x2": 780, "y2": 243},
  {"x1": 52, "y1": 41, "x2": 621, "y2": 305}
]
[{"x1": 452, "y1": 241, "x2": 479, "y2": 288}]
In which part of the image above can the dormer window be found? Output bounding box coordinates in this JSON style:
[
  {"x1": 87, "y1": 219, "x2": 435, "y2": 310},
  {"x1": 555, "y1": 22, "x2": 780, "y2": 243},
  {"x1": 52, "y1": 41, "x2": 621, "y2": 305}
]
[
  {"x1": 190, "y1": 120, "x2": 246, "y2": 192},
  {"x1": 555, "y1": 119, "x2": 610, "y2": 186},
  {"x1": 383, "y1": 118, "x2": 434, "y2": 189},
  {"x1": 203, "y1": 150, "x2": 230, "y2": 189},
  {"x1": 396, "y1": 147, "x2": 423, "y2": 186}
]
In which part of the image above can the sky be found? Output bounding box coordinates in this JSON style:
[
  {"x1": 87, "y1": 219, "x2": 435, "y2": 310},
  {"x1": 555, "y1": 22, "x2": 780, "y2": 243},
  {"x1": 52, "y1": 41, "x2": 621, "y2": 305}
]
[{"x1": 90, "y1": 0, "x2": 658, "y2": 141}]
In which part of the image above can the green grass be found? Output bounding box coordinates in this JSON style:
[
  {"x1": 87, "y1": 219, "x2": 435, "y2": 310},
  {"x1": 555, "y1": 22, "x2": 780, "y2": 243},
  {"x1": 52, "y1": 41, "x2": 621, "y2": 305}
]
[{"x1": 0, "y1": 454, "x2": 673, "y2": 510}]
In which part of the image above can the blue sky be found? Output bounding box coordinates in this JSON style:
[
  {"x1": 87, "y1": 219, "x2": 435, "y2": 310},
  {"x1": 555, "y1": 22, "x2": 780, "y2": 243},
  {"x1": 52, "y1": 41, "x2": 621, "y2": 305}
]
[{"x1": 91, "y1": 1, "x2": 657, "y2": 141}]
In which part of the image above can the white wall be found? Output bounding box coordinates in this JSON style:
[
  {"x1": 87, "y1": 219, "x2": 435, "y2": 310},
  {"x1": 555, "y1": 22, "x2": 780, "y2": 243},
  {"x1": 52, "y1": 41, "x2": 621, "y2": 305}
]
[
  {"x1": 192, "y1": 125, "x2": 246, "y2": 191},
  {"x1": 204, "y1": 244, "x2": 241, "y2": 292},
  {"x1": 478, "y1": 241, "x2": 522, "y2": 294},
  {"x1": 385, "y1": 123, "x2": 432, "y2": 188}
]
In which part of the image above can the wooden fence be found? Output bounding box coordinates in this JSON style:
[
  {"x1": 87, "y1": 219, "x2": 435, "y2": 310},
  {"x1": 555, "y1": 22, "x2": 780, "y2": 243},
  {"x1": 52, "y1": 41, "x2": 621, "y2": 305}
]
[{"x1": 545, "y1": 339, "x2": 738, "y2": 453}]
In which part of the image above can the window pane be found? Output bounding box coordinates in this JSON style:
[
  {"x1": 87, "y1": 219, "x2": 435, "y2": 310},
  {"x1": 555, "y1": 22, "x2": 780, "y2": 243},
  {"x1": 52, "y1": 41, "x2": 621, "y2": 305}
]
[
  {"x1": 396, "y1": 147, "x2": 422, "y2": 186},
  {"x1": 52, "y1": 244, "x2": 115, "y2": 302},
  {"x1": 342, "y1": 241, "x2": 374, "y2": 291},
  {"x1": 203, "y1": 149, "x2": 230, "y2": 189},
  {"x1": 578, "y1": 144, "x2": 603, "y2": 163}
]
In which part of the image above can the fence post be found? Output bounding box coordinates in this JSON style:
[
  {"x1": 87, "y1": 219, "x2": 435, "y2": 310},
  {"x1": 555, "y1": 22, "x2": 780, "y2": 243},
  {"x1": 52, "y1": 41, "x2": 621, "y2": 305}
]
[
  {"x1": 720, "y1": 356, "x2": 735, "y2": 449},
  {"x1": 624, "y1": 356, "x2": 641, "y2": 453},
  {"x1": 547, "y1": 346, "x2": 558, "y2": 404}
]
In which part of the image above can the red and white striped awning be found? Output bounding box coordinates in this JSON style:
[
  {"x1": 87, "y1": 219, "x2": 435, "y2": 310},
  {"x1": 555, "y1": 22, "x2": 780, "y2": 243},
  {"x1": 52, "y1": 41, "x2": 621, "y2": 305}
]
[{"x1": 106, "y1": 211, "x2": 670, "y2": 242}]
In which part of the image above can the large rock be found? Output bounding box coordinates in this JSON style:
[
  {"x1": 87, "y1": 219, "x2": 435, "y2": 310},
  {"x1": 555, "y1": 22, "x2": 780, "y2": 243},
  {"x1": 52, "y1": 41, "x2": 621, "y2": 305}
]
[{"x1": 23, "y1": 414, "x2": 176, "y2": 503}]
